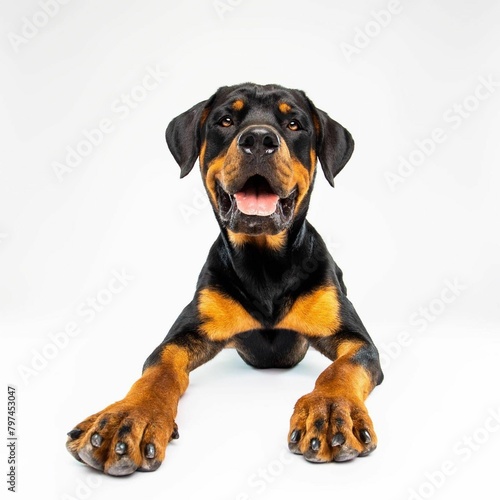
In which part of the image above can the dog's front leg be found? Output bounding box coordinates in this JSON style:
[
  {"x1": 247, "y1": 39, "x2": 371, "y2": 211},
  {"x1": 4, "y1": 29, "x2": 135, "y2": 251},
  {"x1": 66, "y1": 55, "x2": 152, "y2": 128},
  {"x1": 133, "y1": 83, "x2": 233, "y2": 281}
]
[
  {"x1": 287, "y1": 297, "x2": 383, "y2": 463},
  {"x1": 66, "y1": 300, "x2": 225, "y2": 476}
]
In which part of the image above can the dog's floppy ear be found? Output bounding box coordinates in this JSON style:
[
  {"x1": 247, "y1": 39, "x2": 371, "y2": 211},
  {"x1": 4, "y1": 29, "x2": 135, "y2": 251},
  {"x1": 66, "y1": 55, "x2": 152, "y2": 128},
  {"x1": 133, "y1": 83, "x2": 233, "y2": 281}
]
[
  {"x1": 165, "y1": 99, "x2": 210, "y2": 178},
  {"x1": 307, "y1": 99, "x2": 355, "y2": 187}
]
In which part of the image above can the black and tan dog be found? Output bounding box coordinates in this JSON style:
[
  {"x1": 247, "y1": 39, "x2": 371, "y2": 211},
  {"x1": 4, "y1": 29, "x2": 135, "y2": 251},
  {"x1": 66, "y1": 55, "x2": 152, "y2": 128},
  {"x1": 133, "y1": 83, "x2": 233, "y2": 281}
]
[{"x1": 66, "y1": 83, "x2": 383, "y2": 475}]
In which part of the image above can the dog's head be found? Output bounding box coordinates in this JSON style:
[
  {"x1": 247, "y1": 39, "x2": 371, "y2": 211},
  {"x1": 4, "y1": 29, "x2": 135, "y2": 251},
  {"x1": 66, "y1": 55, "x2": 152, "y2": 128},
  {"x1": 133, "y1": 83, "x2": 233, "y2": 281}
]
[{"x1": 166, "y1": 83, "x2": 354, "y2": 244}]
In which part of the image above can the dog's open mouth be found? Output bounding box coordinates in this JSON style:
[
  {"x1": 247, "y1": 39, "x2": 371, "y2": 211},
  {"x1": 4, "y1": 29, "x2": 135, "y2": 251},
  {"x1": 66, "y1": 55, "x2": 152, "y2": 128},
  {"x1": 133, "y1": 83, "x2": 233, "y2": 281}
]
[
  {"x1": 217, "y1": 175, "x2": 296, "y2": 233},
  {"x1": 234, "y1": 176, "x2": 280, "y2": 216}
]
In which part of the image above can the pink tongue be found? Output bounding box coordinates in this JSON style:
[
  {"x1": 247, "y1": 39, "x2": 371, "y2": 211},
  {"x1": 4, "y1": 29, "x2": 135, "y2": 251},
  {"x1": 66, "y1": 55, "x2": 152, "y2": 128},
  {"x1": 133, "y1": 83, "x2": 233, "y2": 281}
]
[{"x1": 234, "y1": 187, "x2": 279, "y2": 216}]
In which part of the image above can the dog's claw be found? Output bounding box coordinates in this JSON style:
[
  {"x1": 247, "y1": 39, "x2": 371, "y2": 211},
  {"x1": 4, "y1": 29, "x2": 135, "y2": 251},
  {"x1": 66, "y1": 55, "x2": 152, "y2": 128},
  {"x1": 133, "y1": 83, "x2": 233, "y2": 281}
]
[
  {"x1": 91, "y1": 433, "x2": 103, "y2": 448},
  {"x1": 115, "y1": 442, "x2": 127, "y2": 455},
  {"x1": 331, "y1": 432, "x2": 346, "y2": 447},
  {"x1": 310, "y1": 438, "x2": 320, "y2": 451},
  {"x1": 145, "y1": 443, "x2": 156, "y2": 459},
  {"x1": 290, "y1": 430, "x2": 300, "y2": 443},
  {"x1": 67, "y1": 428, "x2": 83, "y2": 440},
  {"x1": 359, "y1": 429, "x2": 371, "y2": 444}
]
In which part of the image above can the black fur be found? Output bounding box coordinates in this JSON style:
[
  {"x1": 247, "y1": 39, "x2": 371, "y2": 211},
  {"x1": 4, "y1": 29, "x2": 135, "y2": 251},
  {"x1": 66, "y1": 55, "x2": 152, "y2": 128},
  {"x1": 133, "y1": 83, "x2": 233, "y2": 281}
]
[{"x1": 147, "y1": 83, "x2": 382, "y2": 384}]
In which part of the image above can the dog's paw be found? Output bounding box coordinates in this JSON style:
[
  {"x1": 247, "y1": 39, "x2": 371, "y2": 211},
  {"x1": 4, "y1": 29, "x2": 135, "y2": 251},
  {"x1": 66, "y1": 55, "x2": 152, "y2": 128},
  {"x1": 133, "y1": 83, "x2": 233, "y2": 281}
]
[
  {"x1": 66, "y1": 400, "x2": 179, "y2": 476},
  {"x1": 288, "y1": 392, "x2": 377, "y2": 463}
]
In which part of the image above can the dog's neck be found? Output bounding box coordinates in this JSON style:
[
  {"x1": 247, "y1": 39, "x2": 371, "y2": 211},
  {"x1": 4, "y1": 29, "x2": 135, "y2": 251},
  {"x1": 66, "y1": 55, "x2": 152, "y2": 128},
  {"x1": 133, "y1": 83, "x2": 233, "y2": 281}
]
[
  {"x1": 214, "y1": 219, "x2": 326, "y2": 323},
  {"x1": 219, "y1": 218, "x2": 319, "y2": 282},
  {"x1": 221, "y1": 214, "x2": 308, "y2": 255}
]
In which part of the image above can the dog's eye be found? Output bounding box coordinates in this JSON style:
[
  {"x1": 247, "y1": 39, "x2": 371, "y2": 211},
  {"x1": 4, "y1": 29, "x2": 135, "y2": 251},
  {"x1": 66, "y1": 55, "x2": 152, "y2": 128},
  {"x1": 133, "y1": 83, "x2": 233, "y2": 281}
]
[
  {"x1": 287, "y1": 120, "x2": 302, "y2": 131},
  {"x1": 219, "y1": 116, "x2": 234, "y2": 128}
]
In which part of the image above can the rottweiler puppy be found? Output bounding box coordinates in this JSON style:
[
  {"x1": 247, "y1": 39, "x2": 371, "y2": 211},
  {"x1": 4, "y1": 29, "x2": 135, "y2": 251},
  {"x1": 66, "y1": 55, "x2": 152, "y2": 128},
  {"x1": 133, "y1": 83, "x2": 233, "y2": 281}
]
[{"x1": 66, "y1": 83, "x2": 383, "y2": 475}]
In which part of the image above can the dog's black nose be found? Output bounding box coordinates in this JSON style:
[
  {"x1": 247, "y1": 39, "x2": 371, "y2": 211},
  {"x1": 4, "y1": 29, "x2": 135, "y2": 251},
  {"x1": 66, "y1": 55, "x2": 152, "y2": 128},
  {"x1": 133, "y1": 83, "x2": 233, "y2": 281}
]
[{"x1": 237, "y1": 126, "x2": 280, "y2": 156}]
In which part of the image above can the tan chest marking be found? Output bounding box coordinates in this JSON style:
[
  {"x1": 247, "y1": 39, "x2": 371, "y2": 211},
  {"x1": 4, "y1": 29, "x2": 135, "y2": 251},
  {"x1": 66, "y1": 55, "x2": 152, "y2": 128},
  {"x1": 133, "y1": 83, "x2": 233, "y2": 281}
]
[
  {"x1": 198, "y1": 288, "x2": 261, "y2": 341},
  {"x1": 277, "y1": 285, "x2": 341, "y2": 337}
]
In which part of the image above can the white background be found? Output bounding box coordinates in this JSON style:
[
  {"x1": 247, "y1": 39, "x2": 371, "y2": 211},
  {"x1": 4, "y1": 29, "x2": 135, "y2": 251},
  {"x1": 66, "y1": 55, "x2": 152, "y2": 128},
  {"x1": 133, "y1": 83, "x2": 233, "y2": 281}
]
[{"x1": 1, "y1": 0, "x2": 499, "y2": 499}]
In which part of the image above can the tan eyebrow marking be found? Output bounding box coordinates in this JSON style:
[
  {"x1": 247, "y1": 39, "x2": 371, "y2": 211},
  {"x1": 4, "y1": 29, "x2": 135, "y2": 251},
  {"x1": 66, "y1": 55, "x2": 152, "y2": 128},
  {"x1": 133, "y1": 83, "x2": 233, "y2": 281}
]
[
  {"x1": 279, "y1": 102, "x2": 292, "y2": 114},
  {"x1": 232, "y1": 99, "x2": 245, "y2": 111}
]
